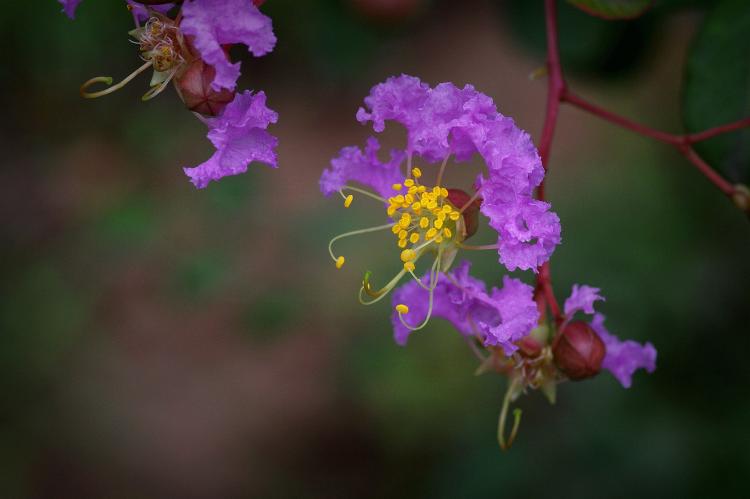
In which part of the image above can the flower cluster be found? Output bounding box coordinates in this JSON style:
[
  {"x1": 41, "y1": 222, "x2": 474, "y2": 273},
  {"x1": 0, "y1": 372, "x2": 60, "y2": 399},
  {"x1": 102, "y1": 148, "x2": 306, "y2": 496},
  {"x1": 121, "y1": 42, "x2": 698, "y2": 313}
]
[
  {"x1": 321, "y1": 75, "x2": 656, "y2": 448},
  {"x1": 60, "y1": 0, "x2": 278, "y2": 188},
  {"x1": 321, "y1": 75, "x2": 560, "y2": 338}
]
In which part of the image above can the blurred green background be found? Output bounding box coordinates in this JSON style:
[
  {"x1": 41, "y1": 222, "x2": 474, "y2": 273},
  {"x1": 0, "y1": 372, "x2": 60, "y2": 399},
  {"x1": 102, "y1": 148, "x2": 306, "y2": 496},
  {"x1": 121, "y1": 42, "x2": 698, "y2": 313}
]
[{"x1": 1, "y1": 1, "x2": 749, "y2": 497}]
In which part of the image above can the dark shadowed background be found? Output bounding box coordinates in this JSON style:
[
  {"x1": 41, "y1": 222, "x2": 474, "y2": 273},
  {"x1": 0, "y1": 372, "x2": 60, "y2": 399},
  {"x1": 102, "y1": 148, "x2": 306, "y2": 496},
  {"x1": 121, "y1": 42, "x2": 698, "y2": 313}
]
[{"x1": 1, "y1": 1, "x2": 749, "y2": 498}]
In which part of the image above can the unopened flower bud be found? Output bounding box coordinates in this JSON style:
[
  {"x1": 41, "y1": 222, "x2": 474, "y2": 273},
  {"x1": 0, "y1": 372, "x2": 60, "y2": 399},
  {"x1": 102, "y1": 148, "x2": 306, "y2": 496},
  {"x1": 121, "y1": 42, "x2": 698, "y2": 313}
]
[
  {"x1": 175, "y1": 59, "x2": 235, "y2": 117},
  {"x1": 552, "y1": 321, "x2": 605, "y2": 380},
  {"x1": 732, "y1": 184, "x2": 750, "y2": 216},
  {"x1": 446, "y1": 188, "x2": 482, "y2": 239},
  {"x1": 515, "y1": 335, "x2": 542, "y2": 358}
]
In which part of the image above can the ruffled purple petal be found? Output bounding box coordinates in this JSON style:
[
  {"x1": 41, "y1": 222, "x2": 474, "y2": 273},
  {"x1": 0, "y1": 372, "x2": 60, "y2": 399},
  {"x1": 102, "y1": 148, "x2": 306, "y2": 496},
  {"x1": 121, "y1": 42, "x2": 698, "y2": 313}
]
[
  {"x1": 591, "y1": 314, "x2": 657, "y2": 388},
  {"x1": 58, "y1": 0, "x2": 82, "y2": 18},
  {"x1": 181, "y1": 0, "x2": 276, "y2": 91},
  {"x1": 391, "y1": 261, "x2": 538, "y2": 354},
  {"x1": 564, "y1": 284, "x2": 605, "y2": 316},
  {"x1": 126, "y1": 1, "x2": 174, "y2": 22},
  {"x1": 184, "y1": 90, "x2": 278, "y2": 188},
  {"x1": 356, "y1": 75, "x2": 561, "y2": 272},
  {"x1": 320, "y1": 138, "x2": 406, "y2": 199}
]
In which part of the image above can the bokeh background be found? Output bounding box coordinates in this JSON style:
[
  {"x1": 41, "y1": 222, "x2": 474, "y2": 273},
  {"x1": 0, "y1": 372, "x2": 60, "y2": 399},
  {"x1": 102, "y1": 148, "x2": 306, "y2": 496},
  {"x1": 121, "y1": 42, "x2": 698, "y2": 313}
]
[{"x1": 2, "y1": 1, "x2": 749, "y2": 497}]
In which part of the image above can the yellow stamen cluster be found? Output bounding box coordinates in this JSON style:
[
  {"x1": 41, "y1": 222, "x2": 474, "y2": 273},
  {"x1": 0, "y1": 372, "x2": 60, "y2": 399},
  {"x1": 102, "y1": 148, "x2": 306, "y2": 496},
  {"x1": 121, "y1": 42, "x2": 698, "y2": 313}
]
[{"x1": 387, "y1": 168, "x2": 462, "y2": 271}]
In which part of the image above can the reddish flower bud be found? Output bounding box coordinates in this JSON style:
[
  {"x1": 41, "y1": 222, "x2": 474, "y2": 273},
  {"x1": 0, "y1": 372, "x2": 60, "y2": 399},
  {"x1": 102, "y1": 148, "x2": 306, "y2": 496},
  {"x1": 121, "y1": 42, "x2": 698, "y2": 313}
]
[
  {"x1": 446, "y1": 188, "x2": 482, "y2": 239},
  {"x1": 515, "y1": 335, "x2": 542, "y2": 358},
  {"x1": 552, "y1": 321, "x2": 605, "y2": 380},
  {"x1": 175, "y1": 59, "x2": 235, "y2": 117}
]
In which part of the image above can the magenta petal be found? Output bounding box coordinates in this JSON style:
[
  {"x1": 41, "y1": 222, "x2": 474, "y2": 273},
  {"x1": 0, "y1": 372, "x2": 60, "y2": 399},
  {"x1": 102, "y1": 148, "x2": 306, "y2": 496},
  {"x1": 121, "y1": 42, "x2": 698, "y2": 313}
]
[
  {"x1": 591, "y1": 314, "x2": 657, "y2": 388},
  {"x1": 320, "y1": 138, "x2": 406, "y2": 199},
  {"x1": 564, "y1": 284, "x2": 605, "y2": 316},
  {"x1": 58, "y1": 0, "x2": 83, "y2": 18},
  {"x1": 183, "y1": 90, "x2": 278, "y2": 188},
  {"x1": 181, "y1": 0, "x2": 276, "y2": 91}
]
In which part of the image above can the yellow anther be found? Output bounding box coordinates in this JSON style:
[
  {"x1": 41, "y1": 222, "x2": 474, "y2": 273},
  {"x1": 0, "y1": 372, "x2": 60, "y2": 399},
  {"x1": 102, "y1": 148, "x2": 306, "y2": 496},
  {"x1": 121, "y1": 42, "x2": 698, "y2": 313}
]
[
  {"x1": 408, "y1": 186, "x2": 419, "y2": 195},
  {"x1": 419, "y1": 217, "x2": 430, "y2": 229},
  {"x1": 392, "y1": 183, "x2": 402, "y2": 191},
  {"x1": 335, "y1": 256, "x2": 345, "y2": 269},
  {"x1": 412, "y1": 202, "x2": 422, "y2": 211},
  {"x1": 387, "y1": 205, "x2": 397, "y2": 217},
  {"x1": 418, "y1": 186, "x2": 427, "y2": 193},
  {"x1": 435, "y1": 235, "x2": 443, "y2": 243},
  {"x1": 398, "y1": 239, "x2": 408, "y2": 248},
  {"x1": 391, "y1": 224, "x2": 401, "y2": 234},
  {"x1": 426, "y1": 228, "x2": 437, "y2": 239},
  {"x1": 404, "y1": 261, "x2": 416, "y2": 272},
  {"x1": 427, "y1": 200, "x2": 438, "y2": 210},
  {"x1": 432, "y1": 186, "x2": 441, "y2": 196},
  {"x1": 442, "y1": 205, "x2": 452, "y2": 213},
  {"x1": 396, "y1": 304, "x2": 409, "y2": 314},
  {"x1": 443, "y1": 228, "x2": 452, "y2": 238},
  {"x1": 400, "y1": 249, "x2": 416, "y2": 262},
  {"x1": 449, "y1": 211, "x2": 461, "y2": 221},
  {"x1": 434, "y1": 218, "x2": 444, "y2": 229},
  {"x1": 394, "y1": 195, "x2": 405, "y2": 204},
  {"x1": 398, "y1": 230, "x2": 408, "y2": 240},
  {"x1": 404, "y1": 179, "x2": 415, "y2": 187},
  {"x1": 399, "y1": 215, "x2": 411, "y2": 228},
  {"x1": 409, "y1": 232, "x2": 420, "y2": 244},
  {"x1": 344, "y1": 194, "x2": 353, "y2": 208},
  {"x1": 437, "y1": 212, "x2": 447, "y2": 221},
  {"x1": 440, "y1": 187, "x2": 449, "y2": 197},
  {"x1": 404, "y1": 194, "x2": 414, "y2": 204},
  {"x1": 412, "y1": 167, "x2": 422, "y2": 178}
]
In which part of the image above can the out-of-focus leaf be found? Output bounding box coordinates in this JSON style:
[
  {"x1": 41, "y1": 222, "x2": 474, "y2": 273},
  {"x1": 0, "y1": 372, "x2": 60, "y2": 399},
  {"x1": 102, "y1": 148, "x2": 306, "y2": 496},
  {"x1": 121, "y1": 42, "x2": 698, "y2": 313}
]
[
  {"x1": 567, "y1": 0, "x2": 653, "y2": 19},
  {"x1": 683, "y1": 0, "x2": 750, "y2": 183},
  {"x1": 503, "y1": 1, "x2": 656, "y2": 78}
]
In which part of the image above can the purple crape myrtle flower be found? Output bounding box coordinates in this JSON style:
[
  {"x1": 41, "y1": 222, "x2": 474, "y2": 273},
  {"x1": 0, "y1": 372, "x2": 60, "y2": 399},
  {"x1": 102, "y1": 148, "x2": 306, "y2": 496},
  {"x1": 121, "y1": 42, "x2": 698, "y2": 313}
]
[
  {"x1": 563, "y1": 285, "x2": 657, "y2": 387},
  {"x1": 181, "y1": 0, "x2": 276, "y2": 91},
  {"x1": 58, "y1": 0, "x2": 83, "y2": 18},
  {"x1": 322, "y1": 75, "x2": 557, "y2": 337},
  {"x1": 355, "y1": 75, "x2": 561, "y2": 272},
  {"x1": 391, "y1": 261, "x2": 539, "y2": 354},
  {"x1": 184, "y1": 90, "x2": 278, "y2": 188}
]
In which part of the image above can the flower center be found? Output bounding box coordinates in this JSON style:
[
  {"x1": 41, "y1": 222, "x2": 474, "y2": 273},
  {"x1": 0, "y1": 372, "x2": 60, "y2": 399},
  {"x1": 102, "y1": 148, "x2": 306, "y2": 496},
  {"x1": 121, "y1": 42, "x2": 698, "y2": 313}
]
[
  {"x1": 386, "y1": 168, "x2": 465, "y2": 272},
  {"x1": 133, "y1": 18, "x2": 185, "y2": 72}
]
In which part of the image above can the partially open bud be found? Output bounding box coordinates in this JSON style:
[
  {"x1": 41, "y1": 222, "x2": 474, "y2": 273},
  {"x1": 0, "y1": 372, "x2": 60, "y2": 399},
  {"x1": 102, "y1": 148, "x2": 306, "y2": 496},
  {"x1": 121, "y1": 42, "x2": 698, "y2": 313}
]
[
  {"x1": 175, "y1": 59, "x2": 235, "y2": 117},
  {"x1": 515, "y1": 335, "x2": 542, "y2": 358},
  {"x1": 552, "y1": 321, "x2": 605, "y2": 380},
  {"x1": 446, "y1": 189, "x2": 482, "y2": 239}
]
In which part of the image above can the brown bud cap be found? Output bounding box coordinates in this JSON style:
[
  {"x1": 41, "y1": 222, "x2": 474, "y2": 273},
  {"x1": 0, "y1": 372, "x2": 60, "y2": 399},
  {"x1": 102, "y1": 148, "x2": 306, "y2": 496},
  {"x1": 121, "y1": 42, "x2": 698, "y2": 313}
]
[
  {"x1": 446, "y1": 188, "x2": 482, "y2": 239},
  {"x1": 552, "y1": 321, "x2": 605, "y2": 381},
  {"x1": 175, "y1": 59, "x2": 235, "y2": 117}
]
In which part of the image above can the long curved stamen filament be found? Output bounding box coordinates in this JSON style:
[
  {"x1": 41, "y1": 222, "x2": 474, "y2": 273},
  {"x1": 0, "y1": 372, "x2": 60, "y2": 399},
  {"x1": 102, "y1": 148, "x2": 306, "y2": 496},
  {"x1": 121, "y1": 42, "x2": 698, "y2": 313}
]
[
  {"x1": 141, "y1": 69, "x2": 177, "y2": 101},
  {"x1": 498, "y1": 379, "x2": 523, "y2": 451},
  {"x1": 458, "y1": 189, "x2": 483, "y2": 214},
  {"x1": 359, "y1": 268, "x2": 408, "y2": 305},
  {"x1": 457, "y1": 243, "x2": 499, "y2": 251},
  {"x1": 435, "y1": 155, "x2": 450, "y2": 188},
  {"x1": 397, "y1": 247, "x2": 443, "y2": 331},
  {"x1": 80, "y1": 60, "x2": 154, "y2": 99},
  {"x1": 341, "y1": 186, "x2": 386, "y2": 203},
  {"x1": 328, "y1": 223, "x2": 394, "y2": 264}
]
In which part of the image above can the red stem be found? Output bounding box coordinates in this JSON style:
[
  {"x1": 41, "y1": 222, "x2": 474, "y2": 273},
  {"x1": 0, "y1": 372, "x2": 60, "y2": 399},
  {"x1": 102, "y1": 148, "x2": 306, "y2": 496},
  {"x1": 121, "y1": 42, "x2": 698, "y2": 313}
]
[
  {"x1": 535, "y1": 0, "x2": 564, "y2": 323},
  {"x1": 535, "y1": 0, "x2": 748, "y2": 326},
  {"x1": 562, "y1": 89, "x2": 743, "y2": 196}
]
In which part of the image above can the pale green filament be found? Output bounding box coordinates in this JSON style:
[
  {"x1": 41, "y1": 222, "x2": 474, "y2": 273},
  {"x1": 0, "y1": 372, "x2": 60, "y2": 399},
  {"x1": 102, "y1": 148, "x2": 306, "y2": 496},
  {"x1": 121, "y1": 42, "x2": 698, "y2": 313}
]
[
  {"x1": 396, "y1": 246, "x2": 443, "y2": 332},
  {"x1": 341, "y1": 185, "x2": 386, "y2": 203},
  {"x1": 328, "y1": 223, "x2": 395, "y2": 265},
  {"x1": 80, "y1": 60, "x2": 153, "y2": 99}
]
